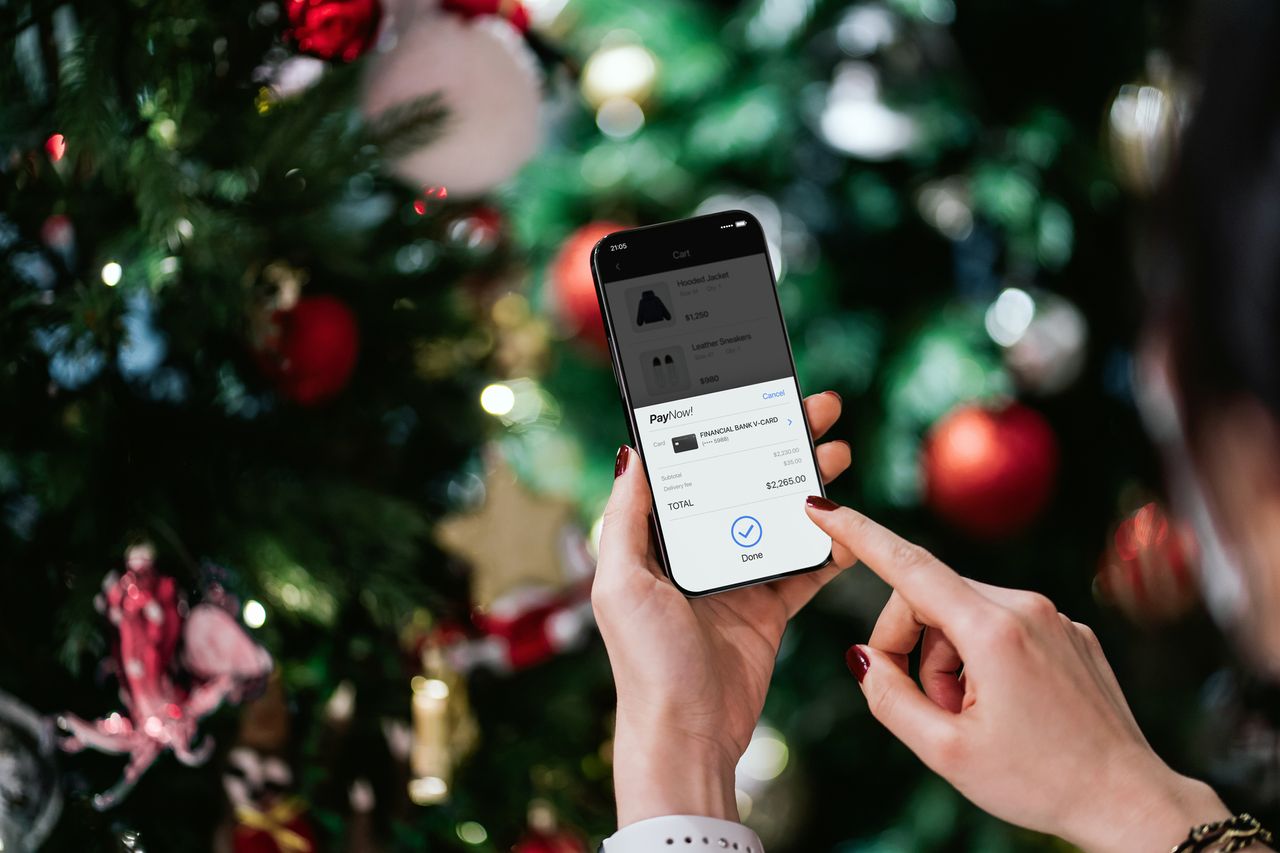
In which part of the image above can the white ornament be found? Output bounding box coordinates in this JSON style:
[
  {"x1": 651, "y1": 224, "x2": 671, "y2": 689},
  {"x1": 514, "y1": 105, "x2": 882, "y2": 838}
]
[{"x1": 362, "y1": 13, "x2": 542, "y2": 198}]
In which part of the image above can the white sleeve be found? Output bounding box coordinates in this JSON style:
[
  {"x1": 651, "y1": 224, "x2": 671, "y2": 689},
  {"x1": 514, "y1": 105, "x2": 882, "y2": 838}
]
[{"x1": 599, "y1": 815, "x2": 764, "y2": 852}]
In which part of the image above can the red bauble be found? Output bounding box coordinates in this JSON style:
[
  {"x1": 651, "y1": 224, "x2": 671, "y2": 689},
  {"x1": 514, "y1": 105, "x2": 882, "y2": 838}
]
[
  {"x1": 260, "y1": 295, "x2": 360, "y2": 405},
  {"x1": 921, "y1": 402, "x2": 1059, "y2": 539},
  {"x1": 442, "y1": 0, "x2": 530, "y2": 32},
  {"x1": 549, "y1": 222, "x2": 624, "y2": 357},
  {"x1": 1096, "y1": 502, "x2": 1198, "y2": 624},
  {"x1": 286, "y1": 0, "x2": 382, "y2": 63}
]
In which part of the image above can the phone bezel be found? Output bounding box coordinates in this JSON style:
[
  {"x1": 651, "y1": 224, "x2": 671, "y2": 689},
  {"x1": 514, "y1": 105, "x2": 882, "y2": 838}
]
[{"x1": 590, "y1": 209, "x2": 834, "y2": 597}]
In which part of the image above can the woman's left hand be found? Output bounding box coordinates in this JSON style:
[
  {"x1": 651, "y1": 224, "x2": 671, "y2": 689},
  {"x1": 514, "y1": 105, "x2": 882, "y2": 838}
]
[{"x1": 593, "y1": 391, "x2": 850, "y2": 827}]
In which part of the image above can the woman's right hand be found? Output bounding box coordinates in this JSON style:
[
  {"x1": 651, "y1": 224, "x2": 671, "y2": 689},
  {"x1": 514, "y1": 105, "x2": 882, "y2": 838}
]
[{"x1": 804, "y1": 497, "x2": 1235, "y2": 853}]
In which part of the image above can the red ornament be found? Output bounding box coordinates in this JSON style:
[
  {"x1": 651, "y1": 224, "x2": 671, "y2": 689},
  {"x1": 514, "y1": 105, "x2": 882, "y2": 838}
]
[
  {"x1": 285, "y1": 0, "x2": 382, "y2": 63},
  {"x1": 44, "y1": 133, "x2": 66, "y2": 161},
  {"x1": 441, "y1": 0, "x2": 530, "y2": 32},
  {"x1": 921, "y1": 402, "x2": 1059, "y2": 539},
  {"x1": 258, "y1": 295, "x2": 360, "y2": 405},
  {"x1": 1096, "y1": 501, "x2": 1199, "y2": 624},
  {"x1": 549, "y1": 222, "x2": 624, "y2": 357}
]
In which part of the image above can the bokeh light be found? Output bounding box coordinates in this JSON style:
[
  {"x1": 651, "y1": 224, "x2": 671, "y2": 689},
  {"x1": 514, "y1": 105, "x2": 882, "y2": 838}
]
[
  {"x1": 242, "y1": 599, "x2": 267, "y2": 629},
  {"x1": 984, "y1": 287, "x2": 1035, "y2": 347},
  {"x1": 101, "y1": 262, "x2": 123, "y2": 287},
  {"x1": 480, "y1": 383, "x2": 516, "y2": 416}
]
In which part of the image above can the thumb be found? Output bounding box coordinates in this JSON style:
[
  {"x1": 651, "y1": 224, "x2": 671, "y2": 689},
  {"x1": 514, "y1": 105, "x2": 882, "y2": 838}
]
[
  {"x1": 595, "y1": 446, "x2": 658, "y2": 590},
  {"x1": 847, "y1": 644, "x2": 962, "y2": 775}
]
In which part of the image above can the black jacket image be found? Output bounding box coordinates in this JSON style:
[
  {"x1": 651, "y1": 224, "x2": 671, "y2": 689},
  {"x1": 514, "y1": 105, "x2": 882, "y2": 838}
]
[{"x1": 636, "y1": 290, "x2": 672, "y2": 325}]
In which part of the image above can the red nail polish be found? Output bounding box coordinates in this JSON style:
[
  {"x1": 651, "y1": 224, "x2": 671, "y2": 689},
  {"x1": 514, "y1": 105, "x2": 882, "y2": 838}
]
[
  {"x1": 806, "y1": 495, "x2": 838, "y2": 511},
  {"x1": 614, "y1": 445, "x2": 630, "y2": 478},
  {"x1": 846, "y1": 645, "x2": 870, "y2": 682}
]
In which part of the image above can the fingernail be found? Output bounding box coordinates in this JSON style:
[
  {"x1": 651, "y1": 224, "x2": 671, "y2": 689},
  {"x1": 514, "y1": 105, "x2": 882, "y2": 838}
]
[
  {"x1": 846, "y1": 645, "x2": 870, "y2": 683},
  {"x1": 826, "y1": 390, "x2": 842, "y2": 404},
  {"x1": 614, "y1": 445, "x2": 630, "y2": 478},
  {"x1": 806, "y1": 495, "x2": 839, "y2": 511}
]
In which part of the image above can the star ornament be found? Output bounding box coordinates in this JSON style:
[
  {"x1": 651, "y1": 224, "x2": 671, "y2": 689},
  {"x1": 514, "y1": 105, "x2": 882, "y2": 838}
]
[{"x1": 436, "y1": 451, "x2": 581, "y2": 610}]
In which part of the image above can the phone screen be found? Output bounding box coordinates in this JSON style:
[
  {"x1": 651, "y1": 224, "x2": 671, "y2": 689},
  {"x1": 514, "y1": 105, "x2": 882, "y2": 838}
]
[{"x1": 593, "y1": 211, "x2": 832, "y2": 595}]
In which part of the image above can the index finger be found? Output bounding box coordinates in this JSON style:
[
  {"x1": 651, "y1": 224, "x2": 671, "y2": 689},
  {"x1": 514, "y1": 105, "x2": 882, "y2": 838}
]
[{"x1": 804, "y1": 499, "x2": 990, "y2": 636}]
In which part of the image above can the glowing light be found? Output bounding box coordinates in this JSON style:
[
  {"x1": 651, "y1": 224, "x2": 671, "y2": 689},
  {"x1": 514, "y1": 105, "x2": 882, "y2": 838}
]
[
  {"x1": 325, "y1": 680, "x2": 356, "y2": 722},
  {"x1": 984, "y1": 287, "x2": 1035, "y2": 347},
  {"x1": 480, "y1": 383, "x2": 516, "y2": 416},
  {"x1": 416, "y1": 677, "x2": 450, "y2": 700},
  {"x1": 737, "y1": 726, "x2": 789, "y2": 781},
  {"x1": 581, "y1": 42, "x2": 657, "y2": 108},
  {"x1": 101, "y1": 261, "x2": 123, "y2": 287},
  {"x1": 820, "y1": 63, "x2": 918, "y2": 160},
  {"x1": 45, "y1": 133, "x2": 66, "y2": 161},
  {"x1": 917, "y1": 178, "x2": 973, "y2": 241},
  {"x1": 414, "y1": 185, "x2": 448, "y2": 216},
  {"x1": 596, "y1": 97, "x2": 646, "y2": 139},
  {"x1": 243, "y1": 599, "x2": 267, "y2": 629},
  {"x1": 143, "y1": 716, "x2": 164, "y2": 737},
  {"x1": 408, "y1": 776, "x2": 448, "y2": 804},
  {"x1": 456, "y1": 822, "x2": 488, "y2": 845}
]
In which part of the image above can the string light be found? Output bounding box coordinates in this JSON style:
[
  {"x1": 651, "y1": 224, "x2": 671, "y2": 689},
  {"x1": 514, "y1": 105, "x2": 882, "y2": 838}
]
[
  {"x1": 984, "y1": 287, "x2": 1036, "y2": 347},
  {"x1": 479, "y1": 383, "x2": 516, "y2": 416},
  {"x1": 456, "y1": 821, "x2": 488, "y2": 845},
  {"x1": 242, "y1": 599, "x2": 267, "y2": 629},
  {"x1": 101, "y1": 262, "x2": 123, "y2": 287},
  {"x1": 408, "y1": 776, "x2": 448, "y2": 804}
]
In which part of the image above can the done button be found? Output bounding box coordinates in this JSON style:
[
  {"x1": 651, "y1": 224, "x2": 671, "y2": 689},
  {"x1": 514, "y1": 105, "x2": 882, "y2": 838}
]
[{"x1": 730, "y1": 515, "x2": 763, "y2": 548}]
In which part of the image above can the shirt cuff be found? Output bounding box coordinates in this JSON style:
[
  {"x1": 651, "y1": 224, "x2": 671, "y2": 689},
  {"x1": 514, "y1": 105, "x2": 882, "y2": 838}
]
[{"x1": 599, "y1": 815, "x2": 764, "y2": 852}]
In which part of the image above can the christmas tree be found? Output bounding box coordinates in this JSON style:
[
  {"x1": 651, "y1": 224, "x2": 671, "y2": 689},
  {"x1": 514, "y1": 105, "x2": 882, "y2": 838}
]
[{"x1": 3, "y1": 0, "x2": 1273, "y2": 851}]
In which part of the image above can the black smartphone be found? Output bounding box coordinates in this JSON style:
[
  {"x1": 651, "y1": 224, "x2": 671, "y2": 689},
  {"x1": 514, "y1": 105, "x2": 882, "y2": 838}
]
[{"x1": 591, "y1": 210, "x2": 833, "y2": 596}]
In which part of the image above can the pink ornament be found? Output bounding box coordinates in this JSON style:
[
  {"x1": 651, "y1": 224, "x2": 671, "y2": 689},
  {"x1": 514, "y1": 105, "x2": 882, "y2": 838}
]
[{"x1": 58, "y1": 546, "x2": 272, "y2": 809}]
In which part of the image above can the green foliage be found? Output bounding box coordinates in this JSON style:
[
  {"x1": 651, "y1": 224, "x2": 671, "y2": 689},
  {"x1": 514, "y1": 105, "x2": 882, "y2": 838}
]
[{"x1": 1, "y1": 0, "x2": 1253, "y2": 851}]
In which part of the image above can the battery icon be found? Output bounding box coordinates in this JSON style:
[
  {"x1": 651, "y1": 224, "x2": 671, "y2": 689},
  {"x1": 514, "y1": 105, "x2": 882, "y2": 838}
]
[{"x1": 734, "y1": 220, "x2": 747, "y2": 227}]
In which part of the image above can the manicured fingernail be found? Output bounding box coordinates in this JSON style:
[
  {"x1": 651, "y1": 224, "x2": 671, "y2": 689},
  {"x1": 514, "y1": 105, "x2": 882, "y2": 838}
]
[
  {"x1": 614, "y1": 445, "x2": 630, "y2": 478},
  {"x1": 806, "y1": 495, "x2": 838, "y2": 511},
  {"x1": 826, "y1": 390, "x2": 842, "y2": 404},
  {"x1": 846, "y1": 645, "x2": 870, "y2": 683}
]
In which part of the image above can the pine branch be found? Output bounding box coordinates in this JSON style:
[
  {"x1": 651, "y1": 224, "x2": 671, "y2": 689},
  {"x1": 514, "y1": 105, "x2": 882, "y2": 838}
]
[{"x1": 365, "y1": 92, "x2": 447, "y2": 161}]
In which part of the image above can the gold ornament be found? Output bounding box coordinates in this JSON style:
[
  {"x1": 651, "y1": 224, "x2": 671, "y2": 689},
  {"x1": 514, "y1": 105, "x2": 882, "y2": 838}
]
[
  {"x1": 407, "y1": 645, "x2": 478, "y2": 805},
  {"x1": 435, "y1": 450, "x2": 578, "y2": 609}
]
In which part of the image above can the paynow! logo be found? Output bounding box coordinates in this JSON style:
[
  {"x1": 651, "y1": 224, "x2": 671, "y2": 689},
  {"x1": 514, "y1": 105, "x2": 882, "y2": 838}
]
[{"x1": 649, "y1": 406, "x2": 694, "y2": 425}]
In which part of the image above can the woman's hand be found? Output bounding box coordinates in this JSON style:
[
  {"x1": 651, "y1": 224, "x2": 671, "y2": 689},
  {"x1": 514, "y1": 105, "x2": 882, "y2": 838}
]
[
  {"x1": 803, "y1": 499, "x2": 1232, "y2": 853},
  {"x1": 593, "y1": 391, "x2": 850, "y2": 827}
]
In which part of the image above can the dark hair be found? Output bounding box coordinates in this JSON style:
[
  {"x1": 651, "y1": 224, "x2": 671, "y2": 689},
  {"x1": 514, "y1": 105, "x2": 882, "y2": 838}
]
[{"x1": 1151, "y1": 0, "x2": 1280, "y2": 429}]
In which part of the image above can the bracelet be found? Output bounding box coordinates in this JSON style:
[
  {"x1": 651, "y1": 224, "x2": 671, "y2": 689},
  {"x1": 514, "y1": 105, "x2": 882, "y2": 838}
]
[{"x1": 1171, "y1": 813, "x2": 1274, "y2": 853}]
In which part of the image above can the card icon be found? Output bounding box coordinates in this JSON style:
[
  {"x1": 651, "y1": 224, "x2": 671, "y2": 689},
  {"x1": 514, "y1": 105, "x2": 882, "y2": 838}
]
[{"x1": 672, "y1": 434, "x2": 699, "y2": 453}]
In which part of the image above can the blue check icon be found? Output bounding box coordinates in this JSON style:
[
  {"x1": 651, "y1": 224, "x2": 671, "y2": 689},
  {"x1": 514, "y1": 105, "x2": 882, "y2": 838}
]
[{"x1": 730, "y1": 515, "x2": 763, "y2": 548}]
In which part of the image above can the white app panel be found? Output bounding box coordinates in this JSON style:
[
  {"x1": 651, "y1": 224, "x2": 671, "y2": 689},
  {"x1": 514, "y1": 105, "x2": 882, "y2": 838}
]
[{"x1": 634, "y1": 377, "x2": 831, "y2": 593}]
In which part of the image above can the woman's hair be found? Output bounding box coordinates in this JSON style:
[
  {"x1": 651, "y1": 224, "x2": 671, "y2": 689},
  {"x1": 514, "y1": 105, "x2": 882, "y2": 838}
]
[{"x1": 1152, "y1": 0, "x2": 1280, "y2": 430}]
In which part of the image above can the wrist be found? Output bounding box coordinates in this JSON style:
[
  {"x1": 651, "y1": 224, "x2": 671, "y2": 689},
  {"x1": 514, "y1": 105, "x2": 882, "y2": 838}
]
[
  {"x1": 1067, "y1": 760, "x2": 1230, "y2": 853},
  {"x1": 612, "y1": 707, "x2": 739, "y2": 827}
]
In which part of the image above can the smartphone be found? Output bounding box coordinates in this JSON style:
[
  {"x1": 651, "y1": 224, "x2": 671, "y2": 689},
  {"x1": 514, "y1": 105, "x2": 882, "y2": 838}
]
[{"x1": 591, "y1": 210, "x2": 833, "y2": 596}]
